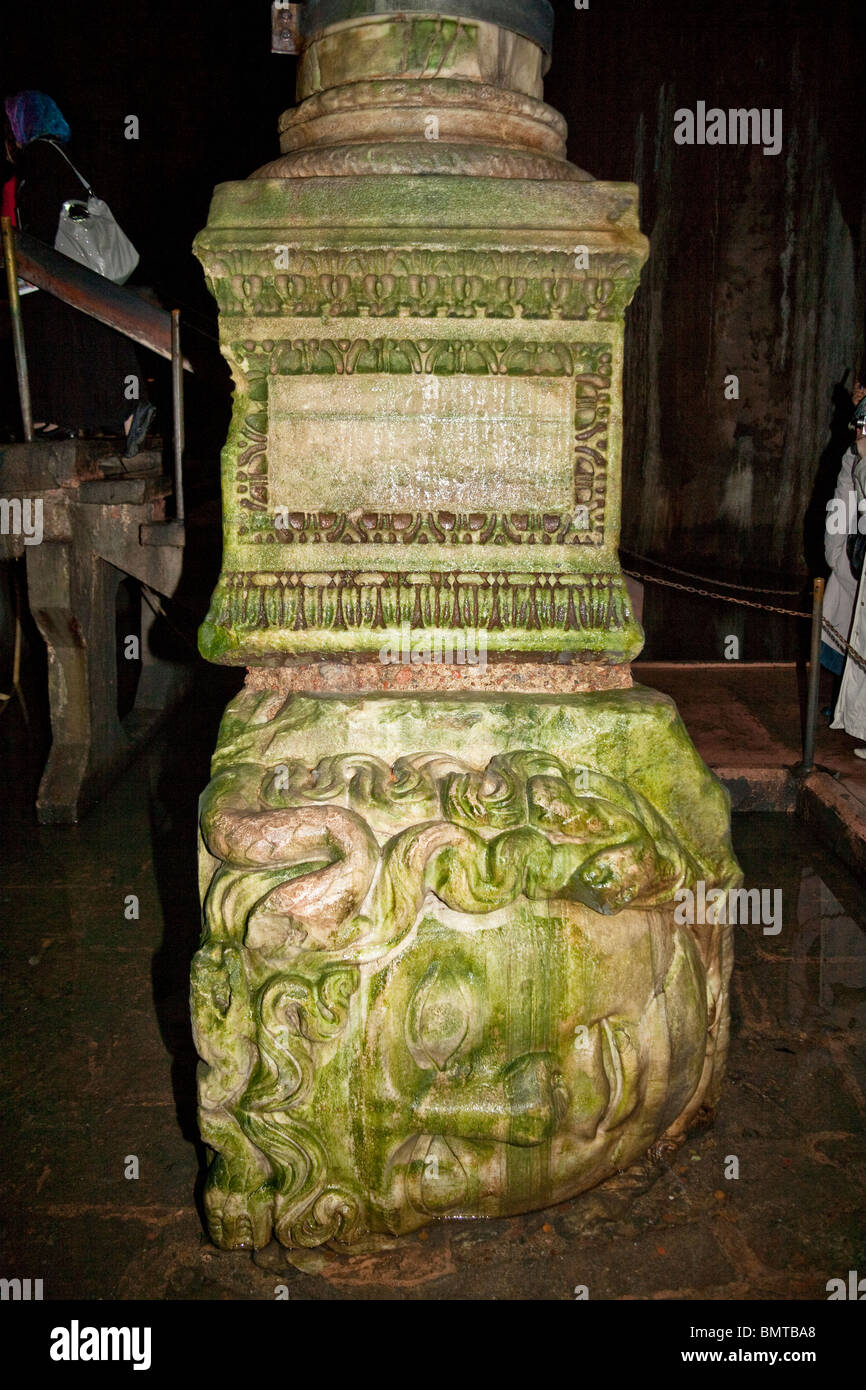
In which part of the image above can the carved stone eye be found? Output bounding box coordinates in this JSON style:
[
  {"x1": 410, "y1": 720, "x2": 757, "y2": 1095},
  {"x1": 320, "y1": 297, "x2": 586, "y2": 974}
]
[{"x1": 406, "y1": 961, "x2": 471, "y2": 1072}]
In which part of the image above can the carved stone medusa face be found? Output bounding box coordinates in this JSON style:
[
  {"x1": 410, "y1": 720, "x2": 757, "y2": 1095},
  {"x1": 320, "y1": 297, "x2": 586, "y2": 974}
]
[
  {"x1": 192, "y1": 687, "x2": 736, "y2": 1250},
  {"x1": 352, "y1": 900, "x2": 710, "y2": 1232}
]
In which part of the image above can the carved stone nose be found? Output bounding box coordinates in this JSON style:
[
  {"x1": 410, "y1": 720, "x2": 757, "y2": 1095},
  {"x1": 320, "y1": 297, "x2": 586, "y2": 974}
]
[
  {"x1": 411, "y1": 1051, "x2": 567, "y2": 1148},
  {"x1": 503, "y1": 1052, "x2": 569, "y2": 1146}
]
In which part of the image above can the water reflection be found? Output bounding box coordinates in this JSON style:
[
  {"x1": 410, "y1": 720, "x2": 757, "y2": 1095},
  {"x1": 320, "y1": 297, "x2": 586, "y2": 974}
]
[{"x1": 732, "y1": 814, "x2": 866, "y2": 1035}]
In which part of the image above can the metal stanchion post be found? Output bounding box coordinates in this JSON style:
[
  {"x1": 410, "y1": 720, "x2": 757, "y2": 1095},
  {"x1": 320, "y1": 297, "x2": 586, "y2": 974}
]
[
  {"x1": 798, "y1": 576, "x2": 825, "y2": 777},
  {"x1": 2, "y1": 217, "x2": 34, "y2": 442},
  {"x1": 171, "y1": 309, "x2": 186, "y2": 522}
]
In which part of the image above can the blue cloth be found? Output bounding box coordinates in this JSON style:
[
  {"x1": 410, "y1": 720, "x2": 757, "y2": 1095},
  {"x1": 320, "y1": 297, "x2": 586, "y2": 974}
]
[
  {"x1": 820, "y1": 640, "x2": 845, "y2": 676},
  {"x1": 4, "y1": 90, "x2": 70, "y2": 148}
]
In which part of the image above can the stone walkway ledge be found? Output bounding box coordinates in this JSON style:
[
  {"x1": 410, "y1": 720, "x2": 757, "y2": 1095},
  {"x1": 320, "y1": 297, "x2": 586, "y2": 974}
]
[{"x1": 637, "y1": 662, "x2": 866, "y2": 881}]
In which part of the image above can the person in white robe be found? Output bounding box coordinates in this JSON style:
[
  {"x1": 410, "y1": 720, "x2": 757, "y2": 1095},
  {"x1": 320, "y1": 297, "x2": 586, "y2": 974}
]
[
  {"x1": 831, "y1": 393, "x2": 866, "y2": 757},
  {"x1": 822, "y1": 446, "x2": 859, "y2": 686}
]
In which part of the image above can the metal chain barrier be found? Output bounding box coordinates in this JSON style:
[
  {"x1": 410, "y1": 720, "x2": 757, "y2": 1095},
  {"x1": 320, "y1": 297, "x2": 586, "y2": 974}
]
[
  {"x1": 821, "y1": 617, "x2": 866, "y2": 676},
  {"x1": 621, "y1": 566, "x2": 811, "y2": 618},
  {"x1": 621, "y1": 565, "x2": 866, "y2": 675},
  {"x1": 621, "y1": 549, "x2": 804, "y2": 595}
]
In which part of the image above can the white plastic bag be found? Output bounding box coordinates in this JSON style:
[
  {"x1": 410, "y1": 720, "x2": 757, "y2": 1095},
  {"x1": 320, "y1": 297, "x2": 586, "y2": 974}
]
[
  {"x1": 43, "y1": 139, "x2": 140, "y2": 284},
  {"x1": 55, "y1": 195, "x2": 139, "y2": 284}
]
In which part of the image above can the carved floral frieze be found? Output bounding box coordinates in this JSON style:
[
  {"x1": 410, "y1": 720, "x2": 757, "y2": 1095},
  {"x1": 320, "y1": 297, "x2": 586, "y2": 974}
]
[{"x1": 202, "y1": 247, "x2": 641, "y2": 323}]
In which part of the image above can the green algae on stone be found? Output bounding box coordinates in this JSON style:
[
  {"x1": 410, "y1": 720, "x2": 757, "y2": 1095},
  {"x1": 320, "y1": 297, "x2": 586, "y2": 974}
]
[
  {"x1": 190, "y1": 0, "x2": 737, "y2": 1253},
  {"x1": 193, "y1": 171, "x2": 647, "y2": 667},
  {"x1": 192, "y1": 687, "x2": 738, "y2": 1248}
]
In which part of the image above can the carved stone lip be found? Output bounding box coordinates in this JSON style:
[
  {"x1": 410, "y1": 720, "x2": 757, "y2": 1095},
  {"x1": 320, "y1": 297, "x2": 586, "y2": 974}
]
[
  {"x1": 253, "y1": 144, "x2": 585, "y2": 182},
  {"x1": 296, "y1": 0, "x2": 556, "y2": 56},
  {"x1": 244, "y1": 660, "x2": 634, "y2": 696},
  {"x1": 277, "y1": 102, "x2": 567, "y2": 161},
  {"x1": 278, "y1": 80, "x2": 568, "y2": 138}
]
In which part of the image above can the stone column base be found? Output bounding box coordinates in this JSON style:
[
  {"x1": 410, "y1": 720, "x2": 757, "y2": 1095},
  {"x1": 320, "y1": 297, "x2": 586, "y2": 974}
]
[{"x1": 192, "y1": 685, "x2": 738, "y2": 1249}]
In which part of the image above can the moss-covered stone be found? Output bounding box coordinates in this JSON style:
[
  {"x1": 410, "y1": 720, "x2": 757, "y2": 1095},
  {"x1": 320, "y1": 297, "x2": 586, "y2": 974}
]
[
  {"x1": 190, "y1": 0, "x2": 736, "y2": 1251},
  {"x1": 192, "y1": 686, "x2": 738, "y2": 1248},
  {"x1": 193, "y1": 171, "x2": 647, "y2": 666}
]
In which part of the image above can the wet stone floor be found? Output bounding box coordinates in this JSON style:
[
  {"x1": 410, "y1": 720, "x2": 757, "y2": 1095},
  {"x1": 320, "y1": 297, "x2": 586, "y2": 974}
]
[{"x1": 1, "y1": 682, "x2": 865, "y2": 1301}]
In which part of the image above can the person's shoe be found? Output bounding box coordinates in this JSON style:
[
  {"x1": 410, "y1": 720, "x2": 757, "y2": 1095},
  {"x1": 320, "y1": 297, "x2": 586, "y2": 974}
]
[
  {"x1": 32, "y1": 422, "x2": 74, "y2": 439},
  {"x1": 124, "y1": 402, "x2": 156, "y2": 459}
]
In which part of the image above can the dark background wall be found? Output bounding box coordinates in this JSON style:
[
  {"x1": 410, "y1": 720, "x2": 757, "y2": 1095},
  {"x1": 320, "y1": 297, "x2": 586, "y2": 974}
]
[{"x1": 3, "y1": 0, "x2": 865, "y2": 658}]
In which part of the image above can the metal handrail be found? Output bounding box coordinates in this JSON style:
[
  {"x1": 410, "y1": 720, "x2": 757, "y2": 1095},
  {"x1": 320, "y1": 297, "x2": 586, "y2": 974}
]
[
  {"x1": 2, "y1": 225, "x2": 192, "y2": 368},
  {"x1": 2, "y1": 219, "x2": 190, "y2": 513}
]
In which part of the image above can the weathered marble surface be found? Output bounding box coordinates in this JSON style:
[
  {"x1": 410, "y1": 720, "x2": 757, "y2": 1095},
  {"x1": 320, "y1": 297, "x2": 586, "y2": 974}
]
[
  {"x1": 244, "y1": 660, "x2": 633, "y2": 694},
  {"x1": 190, "y1": 0, "x2": 739, "y2": 1252},
  {"x1": 267, "y1": 7, "x2": 576, "y2": 180},
  {"x1": 192, "y1": 687, "x2": 738, "y2": 1248},
  {"x1": 195, "y1": 176, "x2": 647, "y2": 665},
  {"x1": 294, "y1": 11, "x2": 550, "y2": 103}
]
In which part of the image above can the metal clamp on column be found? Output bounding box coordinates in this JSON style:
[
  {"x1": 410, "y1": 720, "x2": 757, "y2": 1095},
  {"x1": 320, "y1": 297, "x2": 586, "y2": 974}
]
[{"x1": 272, "y1": 0, "x2": 555, "y2": 56}]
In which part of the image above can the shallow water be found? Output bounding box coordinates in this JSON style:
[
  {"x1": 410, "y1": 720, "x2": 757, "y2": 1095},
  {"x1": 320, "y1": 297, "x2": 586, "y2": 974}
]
[{"x1": 731, "y1": 813, "x2": 866, "y2": 1036}]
